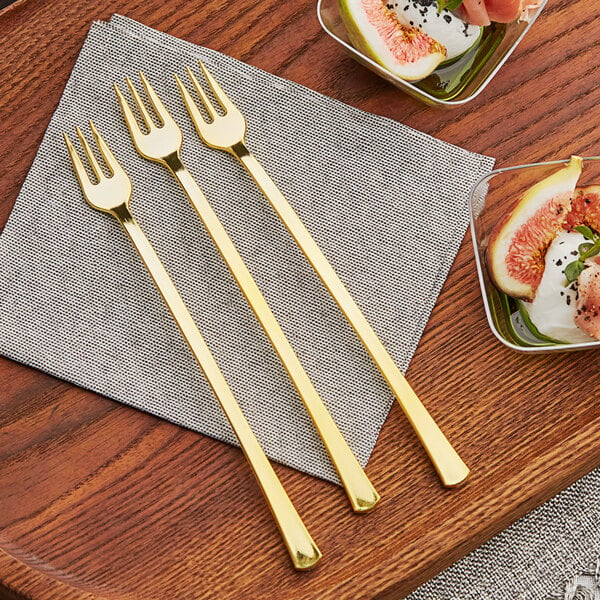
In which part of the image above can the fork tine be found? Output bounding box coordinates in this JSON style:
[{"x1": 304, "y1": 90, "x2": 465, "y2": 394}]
[
  {"x1": 180, "y1": 67, "x2": 218, "y2": 121},
  {"x1": 114, "y1": 82, "x2": 147, "y2": 139},
  {"x1": 76, "y1": 125, "x2": 104, "y2": 181},
  {"x1": 89, "y1": 121, "x2": 125, "y2": 179},
  {"x1": 197, "y1": 60, "x2": 236, "y2": 113},
  {"x1": 126, "y1": 76, "x2": 157, "y2": 131},
  {"x1": 64, "y1": 132, "x2": 94, "y2": 197},
  {"x1": 138, "y1": 71, "x2": 173, "y2": 127},
  {"x1": 174, "y1": 73, "x2": 209, "y2": 131},
  {"x1": 113, "y1": 78, "x2": 153, "y2": 134}
]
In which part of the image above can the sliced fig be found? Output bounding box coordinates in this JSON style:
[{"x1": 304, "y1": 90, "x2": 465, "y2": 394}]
[
  {"x1": 564, "y1": 185, "x2": 600, "y2": 232},
  {"x1": 487, "y1": 155, "x2": 583, "y2": 300},
  {"x1": 575, "y1": 256, "x2": 600, "y2": 340},
  {"x1": 339, "y1": 0, "x2": 447, "y2": 81}
]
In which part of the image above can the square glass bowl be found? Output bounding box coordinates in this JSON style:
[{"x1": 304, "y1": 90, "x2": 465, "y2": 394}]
[
  {"x1": 317, "y1": 0, "x2": 547, "y2": 107},
  {"x1": 469, "y1": 157, "x2": 600, "y2": 353}
]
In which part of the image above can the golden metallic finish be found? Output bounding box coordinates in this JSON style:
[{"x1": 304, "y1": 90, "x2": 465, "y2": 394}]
[
  {"x1": 115, "y1": 74, "x2": 380, "y2": 512},
  {"x1": 64, "y1": 123, "x2": 321, "y2": 570},
  {"x1": 178, "y1": 62, "x2": 469, "y2": 488}
]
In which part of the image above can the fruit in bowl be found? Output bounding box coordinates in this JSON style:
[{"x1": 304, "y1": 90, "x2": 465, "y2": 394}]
[
  {"x1": 487, "y1": 156, "x2": 600, "y2": 345},
  {"x1": 338, "y1": 0, "x2": 543, "y2": 81}
]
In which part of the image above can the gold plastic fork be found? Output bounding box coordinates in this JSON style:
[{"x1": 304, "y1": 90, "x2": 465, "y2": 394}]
[
  {"x1": 176, "y1": 62, "x2": 469, "y2": 488},
  {"x1": 115, "y1": 73, "x2": 379, "y2": 512},
  {"x1": 63, "y1": 122, "x2": 321, "y2": 570}
]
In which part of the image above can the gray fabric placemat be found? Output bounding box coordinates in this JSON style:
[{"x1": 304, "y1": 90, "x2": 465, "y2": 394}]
[
  {"x1": 406, "y1": 466, "x2": 600, "y2": 600},
  {"x1": 0, "y1": 16, "x2": 494, "y2": 483}
]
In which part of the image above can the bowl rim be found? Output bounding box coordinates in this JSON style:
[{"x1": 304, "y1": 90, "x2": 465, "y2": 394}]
[
  {"x1": 468, "y1": 156, "x2": 600, "y2": 353},
  {"x1": 316, "y1": 0, "x2": 548, "y2": 106}
]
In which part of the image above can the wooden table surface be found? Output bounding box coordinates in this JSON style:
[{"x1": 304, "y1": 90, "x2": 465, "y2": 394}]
[{"x1": 1, "y1": 1, "x2": 599, "y2": 599}]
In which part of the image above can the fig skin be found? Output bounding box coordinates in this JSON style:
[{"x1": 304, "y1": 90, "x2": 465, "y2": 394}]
[{"x1": 487, "y1": 156, "x2": 583, "y2": 300}]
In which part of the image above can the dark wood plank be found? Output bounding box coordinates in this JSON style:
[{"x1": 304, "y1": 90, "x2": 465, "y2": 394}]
[{"x1": 1, "y1": 0, "x2": 599, "y2": 598}]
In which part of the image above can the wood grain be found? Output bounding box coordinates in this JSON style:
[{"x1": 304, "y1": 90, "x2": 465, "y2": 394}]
[{"x1": 1, "y1": 1, "x2": 599, "y2": 598}]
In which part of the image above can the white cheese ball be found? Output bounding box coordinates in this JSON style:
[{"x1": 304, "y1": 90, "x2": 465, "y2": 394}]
[{"x1": 524, "y1": 230, "x2": 596, "y2": 343}]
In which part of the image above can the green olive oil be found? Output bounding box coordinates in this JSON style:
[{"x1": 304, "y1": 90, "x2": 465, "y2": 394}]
[
  {"x1": 487, "y1": 287, "x2": 564, "y2": 348},
  {"x1": 416, "y1": 22, "x2": 506, "y2": 101}
]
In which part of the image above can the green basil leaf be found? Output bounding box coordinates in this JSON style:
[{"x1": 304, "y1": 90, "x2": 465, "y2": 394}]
[
  {"x1": 574, "y1": 225, "x2": 595, "y2": 240},
  {"x1": 578, "y1": 242, "x2": 593, "y2": 256},
  {"x1": 587, "y1": 244, "x2": 600, "y2": 258},
  {"x1": 437, "y1": 0, "x2": 463, "y2": 13},
  {"x1": 564, "y1": 260, "x2": 587, "y2": 284}
]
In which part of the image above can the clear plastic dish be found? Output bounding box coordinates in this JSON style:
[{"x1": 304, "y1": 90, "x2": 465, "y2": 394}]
[
  {"x1": 316, "y1": 0, "x2": 547, "y2": 107},
  {"x1": 469, "y1": 157, "x2": 600, "y2": 353}
]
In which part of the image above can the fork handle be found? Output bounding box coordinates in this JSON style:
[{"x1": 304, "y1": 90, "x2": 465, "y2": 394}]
[
  {"x1": 112, "y1": 204, "x2": 321, "y2": 570},
  {"x1": 163, "y1": 156, "x2": 379, "y2": 512},
  {"x1": 232, "y1": 145, "x2": 469, "y2": 488}
]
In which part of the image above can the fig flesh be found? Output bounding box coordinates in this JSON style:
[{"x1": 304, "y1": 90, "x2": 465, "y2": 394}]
[
  {"x1": 487, "y1": 156, "x2": 583, "y2": 300},
  {"x1": 564, "y1": 185, "x2": 600, "y2": 233}
]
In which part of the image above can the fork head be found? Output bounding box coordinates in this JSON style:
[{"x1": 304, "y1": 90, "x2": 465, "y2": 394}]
[
  {"x1": 175, "y1": 61, "x2": 247, "y2": 151},
  {"x1": 64, "y1": 121, "x2": 132, "y2": 213},
  {"x1": 115, "y1": 72, "x2": 183, "y2": 163}
]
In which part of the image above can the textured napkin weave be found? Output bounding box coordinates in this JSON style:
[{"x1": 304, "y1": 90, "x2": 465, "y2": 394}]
[
  {"x1": 0, "y1": 16, "x2": 494, "y2": 483},
  {"x1": 406, "y1": 466, "x2": 600, "y2": 599}
]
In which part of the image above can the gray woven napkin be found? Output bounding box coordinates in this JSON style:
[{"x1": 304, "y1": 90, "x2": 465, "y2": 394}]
[
  {"x1": 0, "y1": 15, "x2": 494, "y2": 483},
  {"x1": 406, "y1": 466, "x2": 600, "y2": 599}
]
